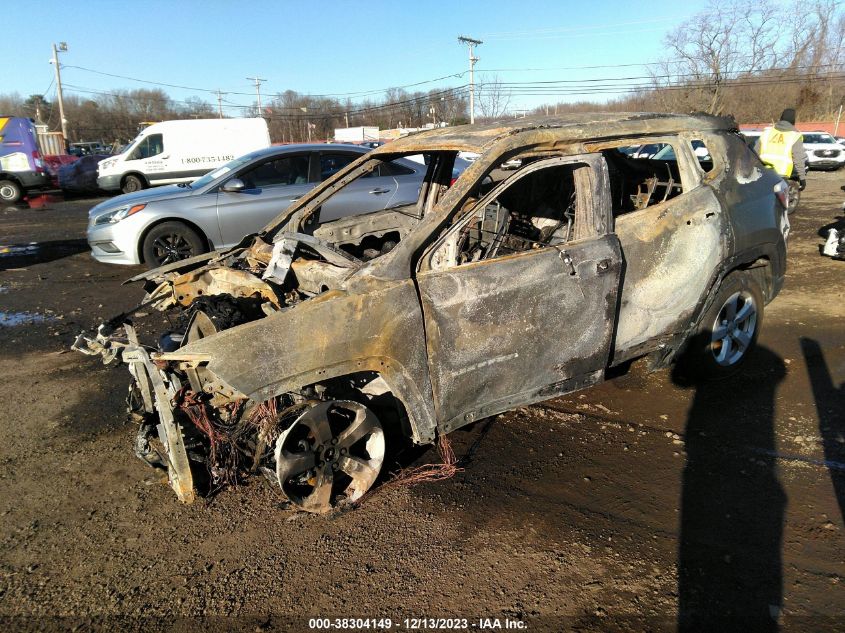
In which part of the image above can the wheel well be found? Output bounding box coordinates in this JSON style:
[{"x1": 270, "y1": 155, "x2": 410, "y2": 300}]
[
  {"x1": 305, "y1": 371, "x2": 413, "y2": 440},
  {"x1": 734, "y1": 256, "x2": 773, "y2": 302},
  {"x1": 121, "y1": 172, "x2": 148, "y2": 188},
  {"x1": 0, "y1": 173, "x2": 23, "y2": 186},
  {"x1": 137, "y1": 217, "x2": 213, "y2": 263}
]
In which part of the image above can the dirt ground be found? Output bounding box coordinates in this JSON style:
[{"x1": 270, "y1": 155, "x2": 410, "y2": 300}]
[{"x1": 0, "y1": 172, "x2": 843, "y2": 632}]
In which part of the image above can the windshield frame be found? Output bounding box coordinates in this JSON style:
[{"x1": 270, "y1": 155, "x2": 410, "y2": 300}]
[{"x1": 259, "y1": 150, "x2": 446, "y2": 239}]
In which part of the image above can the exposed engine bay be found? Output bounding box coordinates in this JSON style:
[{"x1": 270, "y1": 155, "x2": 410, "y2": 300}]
[{"x1": 73, "y1": 231, "x2": 401, "y2": 513}]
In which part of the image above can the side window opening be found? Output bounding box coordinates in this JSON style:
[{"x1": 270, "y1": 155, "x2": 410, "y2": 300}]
[
  {"x1": 298, "y1": 152, "x2": 459, "y2": 263},
  {"x1": 692, "y1": 139, "x2": 714, "y2": 174},
  {"x1": 431, "y1": 161, "x2": 587, "y2": 269},
  {"x1": 241, "y1": 155, "x2": 309, "y2": 189},
  {"x1": 320, "y1": 153, "x2": 362, "y2": 180},
  {"x1": 602, "y1": 143, "x2": 684, "y2": 216},
  {"x1": 378, "y1": 161, "x2": 416, "y2": 177}
]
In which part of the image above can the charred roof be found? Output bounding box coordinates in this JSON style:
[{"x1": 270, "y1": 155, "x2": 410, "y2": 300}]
[{"x1": 376, "y1": 112, "x2": 737, "y2": 153}]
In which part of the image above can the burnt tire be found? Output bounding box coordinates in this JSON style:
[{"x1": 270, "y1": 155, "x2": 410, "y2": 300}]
[
  {"x1": 0, "y1": 179, "x2": 22, "y2": 204},
  {"x1": 141, "y1": 221, "x2": 206, "y2": 268},
  {"x1": 122, "y1": 174, "x2": 145, "y2": 194},
  {"x1": 682, "y1": 271, "x2": 764, "y2": 380}
]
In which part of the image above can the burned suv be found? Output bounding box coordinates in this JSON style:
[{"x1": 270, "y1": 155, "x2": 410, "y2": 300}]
[{"x1": 75, "y1": 113, "x2": 789, "y2": 513}]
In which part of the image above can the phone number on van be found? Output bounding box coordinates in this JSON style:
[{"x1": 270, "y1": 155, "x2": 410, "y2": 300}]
[{"x1": 181, "y1": 155, "x2": 234, "y2": 165}]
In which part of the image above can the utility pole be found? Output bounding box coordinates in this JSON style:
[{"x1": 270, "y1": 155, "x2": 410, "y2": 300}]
[
  {"x1": 345, "y1": 111, "x2": 349, "y2": 128},
  {"x1": 32, "y1": 95, "x2": 43, "y2": 123},
  {"x1": 215, "y1": 90, "x2": 226, "y2": 118},
  {"x1": 458, "y1": 35, "x2": 482, "y2": 124},
  {"x1": 246, "y1": 76, "x2": 266, "y2": 116},
  {"x1": 51, "y1": 42, "x2": 68, "y2": 143}
]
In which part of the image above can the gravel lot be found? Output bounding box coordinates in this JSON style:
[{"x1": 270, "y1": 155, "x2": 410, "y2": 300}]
[{"x1": 0, "y1": 173, "x2": 843, "y2": 632}]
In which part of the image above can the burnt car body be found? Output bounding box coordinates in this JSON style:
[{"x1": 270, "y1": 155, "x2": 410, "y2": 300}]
[{"x1": 74, "y1": 113, "x2": 789, "y2": 513}]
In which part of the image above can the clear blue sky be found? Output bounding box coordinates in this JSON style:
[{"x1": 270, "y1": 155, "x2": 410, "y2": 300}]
[{"x1": 3, "y1": 0, "x2": 720, "y2": 115}]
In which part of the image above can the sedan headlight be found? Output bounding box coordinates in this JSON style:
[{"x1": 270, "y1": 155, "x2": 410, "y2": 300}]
[{"x1": 94, "y1": 203, "x2": 146, "y2": 225}]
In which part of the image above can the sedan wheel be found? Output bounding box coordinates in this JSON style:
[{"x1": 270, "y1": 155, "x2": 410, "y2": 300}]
[{"x1": 141, "y1": 221, "x2": 206, "y2": 268}]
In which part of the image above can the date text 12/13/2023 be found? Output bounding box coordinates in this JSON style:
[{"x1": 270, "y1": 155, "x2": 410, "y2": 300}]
[{"x1": 307, "y1": 618, "x2": 528, "y2": 630}]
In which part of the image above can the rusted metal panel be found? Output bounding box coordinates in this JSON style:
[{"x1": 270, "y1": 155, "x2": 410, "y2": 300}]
[
  {"x1": 417, "y1": 234, "x2": 622, "y2": 433},
  {"x1": 613, "y1": 185, "x2": 727, "y2": 356},
  {"x1": 171, "y1": 279, "x2": 439, "y2": 444}
]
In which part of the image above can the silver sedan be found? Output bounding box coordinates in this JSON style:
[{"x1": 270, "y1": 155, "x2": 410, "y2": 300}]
[{"x1": 86, "y1": 144, "x2": 425, "y2": 267}]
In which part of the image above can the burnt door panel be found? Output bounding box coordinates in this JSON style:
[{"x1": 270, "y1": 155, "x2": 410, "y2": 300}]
[{"x1": 416, "y1": 234, "x2": 622, "y2": 430}]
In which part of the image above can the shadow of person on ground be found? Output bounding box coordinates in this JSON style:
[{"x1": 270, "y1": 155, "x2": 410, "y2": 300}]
[
  {"x1": 800, "y1": 338, "x2": 845, "y2": 527},
  {"x1": 672, "y1": 346, "x2": 786, "y2": 631}
]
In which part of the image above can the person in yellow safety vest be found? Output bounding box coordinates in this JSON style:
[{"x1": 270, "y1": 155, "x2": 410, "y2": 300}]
[{"x1": 753, "y1": 108, "x2": 808, "y2": 191}]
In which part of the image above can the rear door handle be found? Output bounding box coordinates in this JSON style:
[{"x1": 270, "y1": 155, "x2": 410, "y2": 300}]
[{"x1": 368, "y1": 188, "x2": 391, "y2": 195}]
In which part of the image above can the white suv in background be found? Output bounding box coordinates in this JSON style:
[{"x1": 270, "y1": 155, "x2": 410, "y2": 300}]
[{"x1": 801, "y1": 132, "x2": 845, "y2": 171}]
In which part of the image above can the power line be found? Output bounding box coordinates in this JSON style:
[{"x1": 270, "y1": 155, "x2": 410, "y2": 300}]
[
  {"x1": 42, "y1": 77, "x2": 55, "y2": 100},
  {"x1": 480, "y1": 60, "x2": 685, "y2": 73},
  {"x1": 61, "y1": 63, "x2": 468, "y2": 101},
  {"x1": 62, "y1": 82, "x2": 470, "y2": 121},
  {"x1": 477, "y1": 73, "x2": 845, "y2": 99},
  {"x1": 61, "y1": 64, "x2": 233, "y2": 94},
  {"x1": 479, "y1": 63, "x2": 845, "y2": 89},
  {"x1": 62, "y1": 83, "x2": 215, "y2": 107},
  {"x1": 290, "y1": 71, "x2": 467, "y2": 98},
  {"x1": 60, "y1": 65, "x2": 845, "y2": 123}
]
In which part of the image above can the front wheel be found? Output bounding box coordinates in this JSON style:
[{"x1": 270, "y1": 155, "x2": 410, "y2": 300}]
[
  {"x1": 682, "y1": 271, "x2": 764, "y2": 380},
  {"x1": 275, "y1": 400, "x2": 386, "y2": 513},
  {"x1": 122, "y1": 174, "x2": 145, "y2": 194},
  {"x1": 141, "y1": 221, "x2": 206, "y2": 268},
  {"x1": 0, "y1": 179, "x2": 23, "y2": 204}
]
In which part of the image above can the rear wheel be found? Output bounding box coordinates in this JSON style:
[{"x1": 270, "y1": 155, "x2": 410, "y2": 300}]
[
  {"x1": 682, "y1": 271, "x2": 764, "y2": 380},
  {"x1": 122, "y1": 174, "x2": 145, "y2": 194},
  {"x1": 141, "y1": 221, "x2": 206, "y2": 268},
  {"x1": 0, "y1": 179, "x2": 22, "y2": 204}
]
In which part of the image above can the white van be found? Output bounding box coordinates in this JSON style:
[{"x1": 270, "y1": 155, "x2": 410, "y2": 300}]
[{"x1": 97, "y1": 118, "x2": 270, "y2": 193}]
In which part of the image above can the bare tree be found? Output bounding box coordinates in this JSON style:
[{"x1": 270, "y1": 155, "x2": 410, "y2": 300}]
[
  {"x1": 658, "y1": 0, "x2": 781, "y2": 114},
  {"x1": 476, "y1": 74, "x2": 512, "y2": 119}
]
